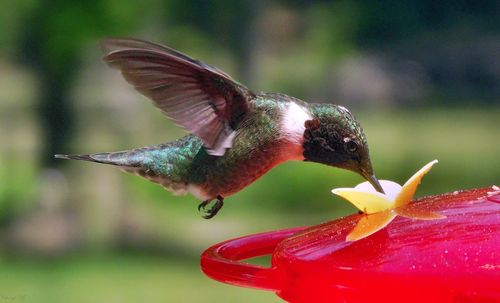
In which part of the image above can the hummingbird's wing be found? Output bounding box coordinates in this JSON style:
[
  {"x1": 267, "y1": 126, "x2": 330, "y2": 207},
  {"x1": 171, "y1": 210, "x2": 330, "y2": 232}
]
[{"x1": 102, "y1": 38, "x2": 255, "y2": 156}]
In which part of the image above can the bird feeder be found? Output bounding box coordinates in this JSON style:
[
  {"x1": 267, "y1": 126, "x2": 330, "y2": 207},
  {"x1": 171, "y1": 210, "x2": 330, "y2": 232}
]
[{"x1": 201, "y1": 187, "x2": 500, "y2": 303}]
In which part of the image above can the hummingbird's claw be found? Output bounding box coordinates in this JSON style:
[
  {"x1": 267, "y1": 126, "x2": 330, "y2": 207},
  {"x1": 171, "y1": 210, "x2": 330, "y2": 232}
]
[
  {"x1": 198, "y1": 200, "x2": 210, "y2": 212},
  {"x1": 199, "y1": 195, "x2": 224, "y2": 219}
]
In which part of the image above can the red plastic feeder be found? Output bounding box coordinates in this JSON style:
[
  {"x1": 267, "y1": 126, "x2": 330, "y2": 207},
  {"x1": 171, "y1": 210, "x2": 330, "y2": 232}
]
[{"x1": 201, "y1": 187, "x2": 500, "y2": 303}]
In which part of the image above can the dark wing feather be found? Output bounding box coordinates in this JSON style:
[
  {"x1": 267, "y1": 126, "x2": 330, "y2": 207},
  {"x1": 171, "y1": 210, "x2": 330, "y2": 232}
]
[{"x1": 102, "y1": 38, "x2": 255, "y2": 156}]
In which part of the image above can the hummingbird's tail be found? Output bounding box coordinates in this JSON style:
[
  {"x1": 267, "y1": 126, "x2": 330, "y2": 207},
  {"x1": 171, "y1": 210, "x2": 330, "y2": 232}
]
[
  {"x1": 54, "y1": 137, "x2": 202, "y2": 196},
  {"x1": 54, "y1": 152, "x2": 139, "y2": 167},
  {"x1": 55, "y1": 150, "x2": 183, "y2": 193}
]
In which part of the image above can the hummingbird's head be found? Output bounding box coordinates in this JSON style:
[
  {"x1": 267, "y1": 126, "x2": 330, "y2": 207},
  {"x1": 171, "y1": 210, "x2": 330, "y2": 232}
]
[{"x1": 303, "y1": 104, "x2": 384, "y2": 193}]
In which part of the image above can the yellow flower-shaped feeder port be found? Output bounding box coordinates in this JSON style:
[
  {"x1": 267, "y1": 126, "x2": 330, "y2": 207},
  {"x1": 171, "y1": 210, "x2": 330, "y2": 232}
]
[{"x1": 332, "y1": 160, "x2": 446, "y2": 242}]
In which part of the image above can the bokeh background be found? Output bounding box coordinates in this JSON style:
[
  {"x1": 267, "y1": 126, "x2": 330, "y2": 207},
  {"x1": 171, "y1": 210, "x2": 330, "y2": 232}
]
[{"x1": 0, "y1": 1, "x2": 499, "y2": 302}]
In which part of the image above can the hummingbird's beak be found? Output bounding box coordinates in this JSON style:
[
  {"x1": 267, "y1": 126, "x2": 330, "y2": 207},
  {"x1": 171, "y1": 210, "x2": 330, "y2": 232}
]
[
  {"x1": 350, "y1": 160, "x2": 385, "y2": 194},
  {"x1": 367, "y1": 174, "x2": 384, "y2": 194},
  {"x1": 358, "y1": 167, "x2": 385, "y2": 194}
]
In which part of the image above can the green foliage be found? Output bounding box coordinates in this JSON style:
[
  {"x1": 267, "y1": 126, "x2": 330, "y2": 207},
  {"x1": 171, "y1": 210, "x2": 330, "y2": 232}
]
[
  {"x1": 25, "y1": 0, "x2": 156, "y2": 73},
  {"x1": 0, "y1": 0, "x2": 35, "y2": 55},
  {"x1": 306, "y1": 1, "x2": 360, "y2": 59}
]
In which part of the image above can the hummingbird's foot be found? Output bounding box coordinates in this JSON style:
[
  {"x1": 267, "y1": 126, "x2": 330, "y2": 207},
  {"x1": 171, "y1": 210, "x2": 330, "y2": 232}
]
[
  {"x1": 198, "y1": 200, "x2": 210, "y2": 212},
  {"x1": 199, "y1": 195, "x2": 224, "y2": 219}
]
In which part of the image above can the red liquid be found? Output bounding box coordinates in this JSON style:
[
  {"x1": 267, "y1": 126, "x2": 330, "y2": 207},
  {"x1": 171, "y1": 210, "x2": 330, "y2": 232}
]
[{"x1": 201, "y1": 188, "x2": 500, "y2": 303}]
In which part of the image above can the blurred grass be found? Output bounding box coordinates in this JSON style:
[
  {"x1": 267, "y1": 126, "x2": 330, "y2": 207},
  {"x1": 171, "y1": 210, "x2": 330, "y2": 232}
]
[{"x1": 0, "y1": 254, "x2": 281, "y2": 303}]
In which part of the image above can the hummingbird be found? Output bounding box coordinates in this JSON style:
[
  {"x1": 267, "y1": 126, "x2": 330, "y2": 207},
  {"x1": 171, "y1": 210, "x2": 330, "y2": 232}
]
[{"x1": 56, "y1": 38, "x2": 384, "y2": 219}]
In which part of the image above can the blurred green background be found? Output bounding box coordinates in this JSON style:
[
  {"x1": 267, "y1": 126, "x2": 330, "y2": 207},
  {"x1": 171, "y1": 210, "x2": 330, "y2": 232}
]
[{"x1": 0, "y1": 0, "x2": 499, "y2": 302}]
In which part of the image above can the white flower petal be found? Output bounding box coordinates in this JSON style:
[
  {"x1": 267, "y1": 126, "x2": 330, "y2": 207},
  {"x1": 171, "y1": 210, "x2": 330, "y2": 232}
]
[{"x1": 354, "y1": 180, "x2": 402, "y2": 200}]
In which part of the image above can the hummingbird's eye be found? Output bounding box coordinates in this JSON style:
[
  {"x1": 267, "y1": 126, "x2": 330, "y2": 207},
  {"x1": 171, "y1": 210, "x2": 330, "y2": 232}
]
[{"x1": 345, "y1": 139, "x2": 358, "y2": 153}]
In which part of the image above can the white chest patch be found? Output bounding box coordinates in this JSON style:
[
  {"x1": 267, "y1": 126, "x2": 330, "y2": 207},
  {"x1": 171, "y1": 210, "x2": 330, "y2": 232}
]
[{"x1": 281, "y1": 102, "x2": 312, "y2": 145}]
